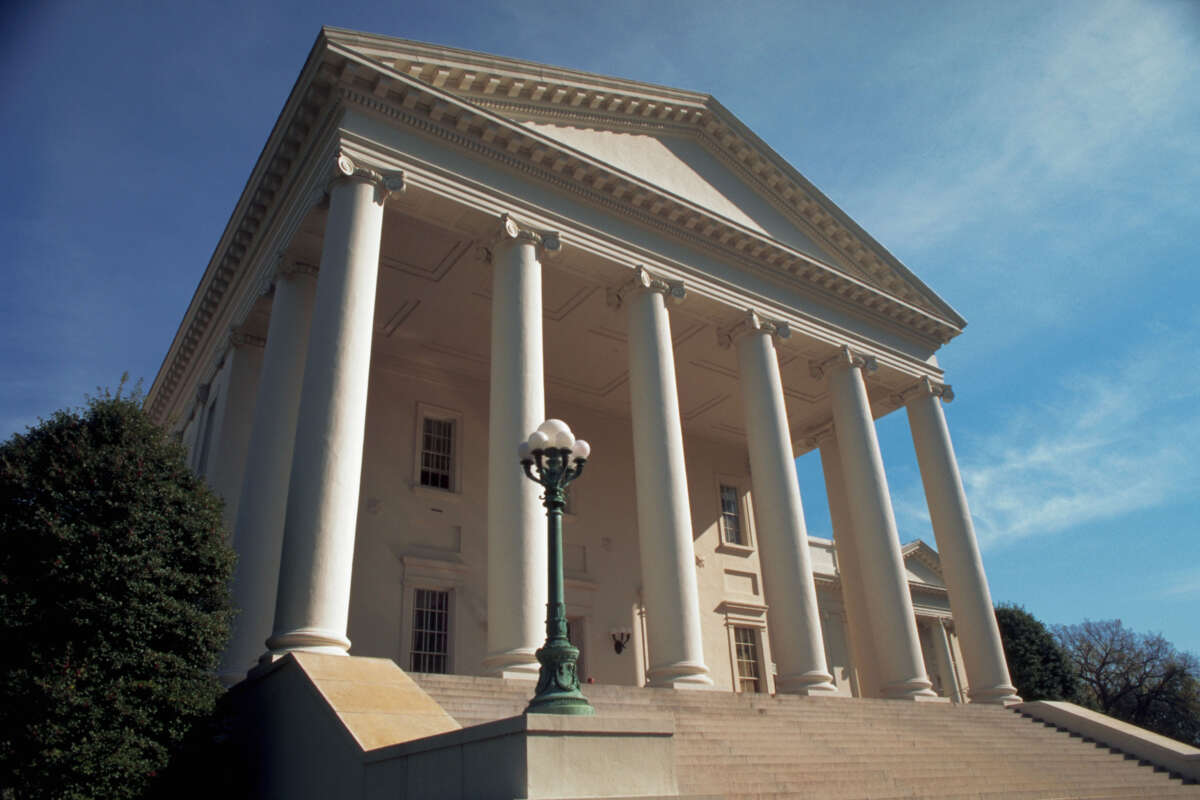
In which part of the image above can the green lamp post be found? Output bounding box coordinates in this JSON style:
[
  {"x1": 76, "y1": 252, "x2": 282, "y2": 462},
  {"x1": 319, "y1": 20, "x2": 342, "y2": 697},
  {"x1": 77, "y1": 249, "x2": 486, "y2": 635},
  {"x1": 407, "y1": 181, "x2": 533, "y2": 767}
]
[{"x1": 518, "y1": 419, "x2": 595, "y2": 716}]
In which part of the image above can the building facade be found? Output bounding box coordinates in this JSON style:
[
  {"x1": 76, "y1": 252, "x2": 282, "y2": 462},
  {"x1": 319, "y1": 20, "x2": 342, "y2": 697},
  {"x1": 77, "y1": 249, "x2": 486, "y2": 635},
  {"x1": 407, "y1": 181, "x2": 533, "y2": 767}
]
[{"x1": 147, "y1": 28, "x2": 1017, "y2": 705}]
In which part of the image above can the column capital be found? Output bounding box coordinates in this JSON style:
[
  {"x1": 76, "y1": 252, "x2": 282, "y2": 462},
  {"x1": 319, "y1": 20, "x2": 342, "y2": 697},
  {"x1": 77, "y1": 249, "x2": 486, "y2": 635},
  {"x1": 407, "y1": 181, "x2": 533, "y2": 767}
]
[
  {"x1": 277, "y1": 260, "x2": 320, "y2": 282},
  {"x1": 226, "y1": 326, "x2": 267, "y2": 353},
  {"x1": 808, "y1": 345, "x2": 878, "y2": 380},
  {"x1": 799, "y1": 422, "x2": 837, "y2": 450},
  {"x1": 896, "y1": 375, "x2": 955, "y2": 405},
  {"x1": 605, "y1": 266, "x2": 686, "y2": 310},
  {"x1": 716, "y1": 308, "x2": 790, "y2": 348},
  {"x1": 326, "y1": 151, "x2": 406, "y2": 204},
  {"x1": 479, "y1": 213, "x2": 562, "y2": 262}
]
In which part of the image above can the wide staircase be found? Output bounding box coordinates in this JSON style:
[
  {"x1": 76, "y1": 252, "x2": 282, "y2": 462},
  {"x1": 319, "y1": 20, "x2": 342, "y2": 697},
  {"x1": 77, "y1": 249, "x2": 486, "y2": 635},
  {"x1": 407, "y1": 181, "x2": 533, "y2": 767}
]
[{"x1": 412, "y1": 673, "x2": 1200, "y2": 799}]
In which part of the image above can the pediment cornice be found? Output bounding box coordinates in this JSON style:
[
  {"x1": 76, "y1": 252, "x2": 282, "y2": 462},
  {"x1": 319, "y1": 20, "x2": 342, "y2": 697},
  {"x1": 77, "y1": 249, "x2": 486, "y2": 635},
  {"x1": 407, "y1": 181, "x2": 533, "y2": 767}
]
[
  {"x1": 902, "y1": 539, "x2": 944, "y2": 577},
  {"x1": 324, "y1": 38, "x2": 962, "y2": 342},
  {"x1": 325, "y1": 28, "x2": 964, "y2": 330}
]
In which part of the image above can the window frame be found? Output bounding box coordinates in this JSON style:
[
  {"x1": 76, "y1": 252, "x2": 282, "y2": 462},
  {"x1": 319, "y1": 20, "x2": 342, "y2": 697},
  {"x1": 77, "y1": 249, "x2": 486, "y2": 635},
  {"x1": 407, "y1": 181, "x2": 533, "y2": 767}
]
[
  {"x1": 714, "y1": 474, "x2": 755, "y2": 555},
  {"x1": 403, "y1": 584, "x2": 455, "y2": 674},
  {"x1": 398, "y1": 556, "x2": 469, "y2": 673},
  {"x1": 409, "y1": 587, "x2": 453, "y2": 674},
  {"x1": 732, "y1": 625, "x2": 765, "y2": 694},
  {"x1": 412, "y1": 402, "x2": 463, "y2": 496},
  {"x1": 717, "y1": 600, "x2": 774, "y2": 694}
]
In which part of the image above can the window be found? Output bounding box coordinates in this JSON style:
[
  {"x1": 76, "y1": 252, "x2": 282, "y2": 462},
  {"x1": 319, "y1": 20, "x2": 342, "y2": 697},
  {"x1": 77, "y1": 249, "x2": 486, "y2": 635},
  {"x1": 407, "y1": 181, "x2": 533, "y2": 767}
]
[
  {"x1": 419, "y1": 417, "x2": 455, "y2": 490},
  {"x1": 733, "y1": 626, "x2": 763, "y2": 693},
  {"x1": 413, "y1": 403, "x2": 462, "y2": 494},
  {"x1": 720, "y1": 484, "x2": 744, "y2": 545},
  {"x1": 409, "y1": 588, "x2": 450, "y2": 673}
]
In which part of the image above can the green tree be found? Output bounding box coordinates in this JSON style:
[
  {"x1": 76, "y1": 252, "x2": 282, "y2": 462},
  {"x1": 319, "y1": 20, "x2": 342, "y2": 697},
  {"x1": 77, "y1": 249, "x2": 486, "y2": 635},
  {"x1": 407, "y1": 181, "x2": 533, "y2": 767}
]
[
  {"x1": 1055, "y1": 619, "x2": 1200, "y2": 746},
  {"x1": 994, "y1": 604, "x2": 1080, "y2": 702},
  {"x1": 0, "y1": 385, "x2": 235, "y2": 800}
]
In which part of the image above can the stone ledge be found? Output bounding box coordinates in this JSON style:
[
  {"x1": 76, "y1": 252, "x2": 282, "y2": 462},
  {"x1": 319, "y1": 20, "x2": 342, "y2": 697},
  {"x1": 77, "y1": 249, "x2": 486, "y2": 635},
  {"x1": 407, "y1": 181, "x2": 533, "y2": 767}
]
[
  {"x1": 364, "y1": 714, "x2": 680, "y2": 799},
  {"x1": 1016, "y1": 700, "x2": 1200, "y2": 782}
]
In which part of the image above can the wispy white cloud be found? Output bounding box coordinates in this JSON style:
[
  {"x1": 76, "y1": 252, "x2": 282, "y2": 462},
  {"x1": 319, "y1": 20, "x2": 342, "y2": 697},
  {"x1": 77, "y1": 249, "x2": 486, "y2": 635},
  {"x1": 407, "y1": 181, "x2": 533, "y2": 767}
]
[
  {"x1": 1160, "y1": 567, "x2": 1200, "y2": 598},
  {"x1": 851, "y1": 1, "x2": 1200, "y2": 261},
  {"x1": 893, "y1": 326, "x2": 1200, "y2": 549}
]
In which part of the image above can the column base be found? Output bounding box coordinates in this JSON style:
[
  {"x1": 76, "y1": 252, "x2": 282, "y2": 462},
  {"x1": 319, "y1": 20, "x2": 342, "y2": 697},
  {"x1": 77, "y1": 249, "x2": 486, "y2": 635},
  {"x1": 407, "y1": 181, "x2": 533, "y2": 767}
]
[
  {"x1": 969, "y1": 684, "x2": 1023, "y2": 705},
  {"x1": 647, "y1": 661, "x2": 714, "y2": 689},
  {"x1": 265, "y1": 627, "x2": 352, "y2": 655},
  {"x1": 881, "y1": 677, "x2": 940, "y2": 701},
  {"x1": 482, "y1": 648, "x2": 540, "y2": 680},
  {"x1": 776, "y1": 670, "x2": 840, "y2": 695}
]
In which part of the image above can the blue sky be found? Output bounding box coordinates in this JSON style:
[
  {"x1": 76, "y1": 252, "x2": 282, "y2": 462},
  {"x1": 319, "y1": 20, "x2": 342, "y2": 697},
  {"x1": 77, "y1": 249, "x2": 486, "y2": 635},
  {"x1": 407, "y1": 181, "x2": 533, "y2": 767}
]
[{"x1": 3, "y1": 1, "x2": 1198, "y2": 656}]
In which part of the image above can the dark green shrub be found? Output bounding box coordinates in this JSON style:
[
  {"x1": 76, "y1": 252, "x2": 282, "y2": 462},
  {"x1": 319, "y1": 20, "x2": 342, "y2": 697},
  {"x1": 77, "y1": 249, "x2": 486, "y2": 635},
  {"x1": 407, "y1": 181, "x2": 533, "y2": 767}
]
[
  {"x1": 995, "y1": 603, "x2": 1080, "y2": 702},
  {"x1": 0, "y1": 386, "x2": 234, "y2": 800}
]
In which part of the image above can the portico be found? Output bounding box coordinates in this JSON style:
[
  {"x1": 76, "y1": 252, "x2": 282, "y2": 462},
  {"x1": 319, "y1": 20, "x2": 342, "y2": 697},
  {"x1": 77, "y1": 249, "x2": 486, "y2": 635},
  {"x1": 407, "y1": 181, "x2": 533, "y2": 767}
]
[{"x1": 151, "y1": 29, "x2": 1017, "y2": 706}]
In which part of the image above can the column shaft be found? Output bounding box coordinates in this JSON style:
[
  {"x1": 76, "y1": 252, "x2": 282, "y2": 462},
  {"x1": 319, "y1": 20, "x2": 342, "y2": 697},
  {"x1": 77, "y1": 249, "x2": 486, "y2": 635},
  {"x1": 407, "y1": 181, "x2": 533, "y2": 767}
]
[
  {"x1": 220, "y1": 269, "x2": 317, "y2": 682},
  {"x1": 204, "y1": 341, "x2": 263, "y2": 529},
  {"x1": 827, "y1": 360, "x2": 936, "y2": 699},
  {"x1": 483, "y1": 237, "x2": 547, "y2": 678},
  {"x1": 268, "y1": 176, "x2": 385, "y2": 654},
  {"x1": 933, "y1": 618, "x2": 965, "y2": 703},
  {"x1": 907, "y1": 389, "x2": 1020, "y2": 703},
  {"x1": 818, "y1": 435, "x2": 883, "y2": 698},
  {"x1": 736, "y1": 330, "x2": 835, "y2": 694},
  {"x1": 627, "y1": 288, "x2": 711, "y2": 688}
]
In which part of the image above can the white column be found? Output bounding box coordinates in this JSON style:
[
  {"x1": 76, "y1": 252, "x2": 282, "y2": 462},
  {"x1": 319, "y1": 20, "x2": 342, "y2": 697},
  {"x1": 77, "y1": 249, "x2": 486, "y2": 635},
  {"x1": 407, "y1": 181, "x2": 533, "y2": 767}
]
[
  {"x1": 203, "y1": 334, "x2": 264, "y2": 531},
  {"x1": 483, "y1": 215, "x2": 554, "y2": 679},
  {"x1": 933, "y1": 618, "x2": 965, "y2": 703},
  {"x1": 726, "y1": 311, "x2": 835, "y2": 694},
  {"x1": 905, "y1": 380, "x2": 1020, "y2": 704},
  {"x1": 219, "y1": 264, "x2": 317, "y2": 683},
  {"x1": 621, "y1": 268, "x2": 712, "y2": 688},
  {"x1": 816, "y1": 431, "x2": 882, "y2": 698},
  {"x1": 268, "y1": 155, "x2": 400, "y2": 655},
  {"x1": 816, "y1": 347, "x2": 936, "y2": 700}
]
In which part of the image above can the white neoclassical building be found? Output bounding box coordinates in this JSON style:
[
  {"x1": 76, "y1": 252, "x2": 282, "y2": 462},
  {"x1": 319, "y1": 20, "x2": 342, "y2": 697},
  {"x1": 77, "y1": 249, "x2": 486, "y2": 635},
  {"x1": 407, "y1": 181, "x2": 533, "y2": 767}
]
[{"x1": 148, "y1": 28, "x2": 1018, "y2": 708}]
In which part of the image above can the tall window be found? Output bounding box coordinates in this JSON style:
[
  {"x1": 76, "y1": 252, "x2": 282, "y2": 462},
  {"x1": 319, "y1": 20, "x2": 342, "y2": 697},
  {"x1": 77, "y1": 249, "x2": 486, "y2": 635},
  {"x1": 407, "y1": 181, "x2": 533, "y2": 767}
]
[
  {"x1": 410, "y1": 589, "x2": 450, "y2": 673},
  {"x1": 720, "y1": 484, "x2": 744, "y2": 545},
  {"x1": 420, "y1": 417, "x2": 455, "y2": 490},
  {"x1": 733, "y1": 626, "x2": 762, "y2": 693}
]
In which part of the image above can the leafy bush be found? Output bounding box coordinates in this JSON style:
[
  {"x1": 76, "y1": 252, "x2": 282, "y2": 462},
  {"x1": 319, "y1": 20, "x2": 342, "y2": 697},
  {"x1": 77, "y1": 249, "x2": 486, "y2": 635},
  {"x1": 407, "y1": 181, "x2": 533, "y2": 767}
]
[
  {"x1": 0, "y1": 386, "x2": 234, "y2": 799},
  {"x1": 995, "y1": 603, "x2": 1080, "y2": 702}
]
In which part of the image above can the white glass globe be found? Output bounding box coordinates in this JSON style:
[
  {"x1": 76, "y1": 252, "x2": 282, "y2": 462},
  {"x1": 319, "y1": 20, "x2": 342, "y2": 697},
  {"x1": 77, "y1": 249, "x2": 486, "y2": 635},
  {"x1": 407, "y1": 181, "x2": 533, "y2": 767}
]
[
  {"x1": 517, "y1": 441, "x2": 533, "y2": 461},
  {"x1": 571, "y1": 439, "x2": 591, "y2": 460},
  {"x1": 537, "y1": 419, "x2": 571, "y2": 438},
  {"x1": 528, "y1": 430, "x2": 550, "y2": 450}
]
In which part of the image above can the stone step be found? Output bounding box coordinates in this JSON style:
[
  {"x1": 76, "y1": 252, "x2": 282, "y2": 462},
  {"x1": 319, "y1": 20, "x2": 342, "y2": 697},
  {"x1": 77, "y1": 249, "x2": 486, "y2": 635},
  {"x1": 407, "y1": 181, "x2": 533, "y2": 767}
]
[{"x1": 410, "y1": 674, "x2": 1200, "y2": 799}]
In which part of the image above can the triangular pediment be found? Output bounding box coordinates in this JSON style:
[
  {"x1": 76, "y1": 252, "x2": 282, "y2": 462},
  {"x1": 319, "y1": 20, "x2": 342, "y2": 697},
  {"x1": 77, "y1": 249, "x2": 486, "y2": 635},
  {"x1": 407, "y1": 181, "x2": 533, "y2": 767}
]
[
  {"x1": 518, "y1": 122, "x2": 846, "y2": 266},
  {"x1": 322, "y1": 28, "x2": 963, "y2": 328},
  {"x1": 902, "y1": 540, "x2": 946, "y2": 588}
]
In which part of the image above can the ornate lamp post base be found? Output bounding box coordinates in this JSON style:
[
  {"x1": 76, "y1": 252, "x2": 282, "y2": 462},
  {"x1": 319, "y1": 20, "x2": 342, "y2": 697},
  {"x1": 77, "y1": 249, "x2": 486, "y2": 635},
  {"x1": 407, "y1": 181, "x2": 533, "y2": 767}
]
[
  {"x1": 525, "y1": 640, "x2": 594, "y2": 715},
  {"x1": 519, "y1": 420, "x2": 595, "y2": 716}
]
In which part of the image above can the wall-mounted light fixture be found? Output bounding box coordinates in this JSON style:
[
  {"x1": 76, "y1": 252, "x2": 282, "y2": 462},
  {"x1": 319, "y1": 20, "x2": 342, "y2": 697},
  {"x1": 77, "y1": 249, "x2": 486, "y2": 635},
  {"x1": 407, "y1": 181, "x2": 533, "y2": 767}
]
[{"x1": 610, "y1": 627, "x2": 632, "y2": 654}]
